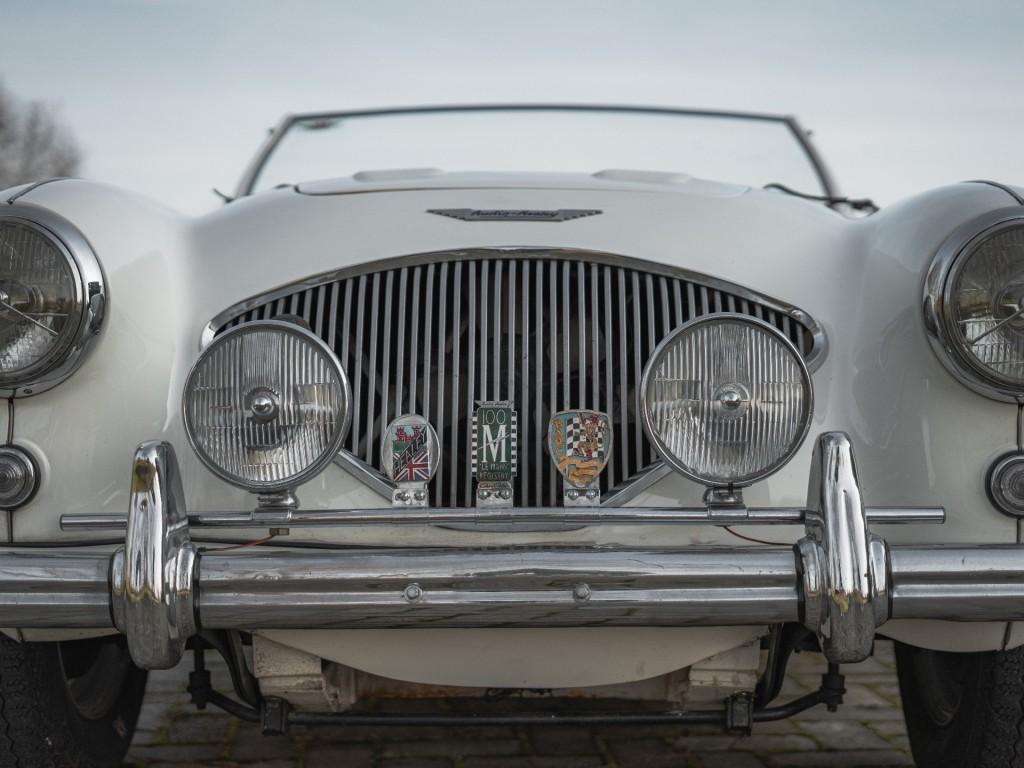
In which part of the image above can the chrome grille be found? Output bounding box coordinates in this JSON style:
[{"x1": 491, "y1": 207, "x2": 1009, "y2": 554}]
[{"x1": 215, "y1": 250, "x2": 820, "y2": 506}]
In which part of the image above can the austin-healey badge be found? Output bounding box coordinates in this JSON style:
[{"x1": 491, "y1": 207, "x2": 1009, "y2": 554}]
[
  {"x1": 381, "y1": 414, "x2": 440, "y2": 507},
  {"x1": 548, "y1": 409, "x2": 611, "y2": 505},
  {"x1": 472, "y1": 401, "x2": 517, "y2": 506}
]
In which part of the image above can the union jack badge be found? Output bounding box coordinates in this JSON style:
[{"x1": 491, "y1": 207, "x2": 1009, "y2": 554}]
[
  {"x1": 548, "y1": 409, "x2": 612, "y2": 503},
  {"x1": 472, "y1": 401, "x2": 517, "y2": 506},
  {"x1": 380, "y1": 414, "x2": 440, "y2": 507}
]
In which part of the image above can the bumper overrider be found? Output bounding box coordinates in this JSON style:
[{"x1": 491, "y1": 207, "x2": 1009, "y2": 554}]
[{"x1": 1, "y1": 431, "x2": 1020, "y2": 672}]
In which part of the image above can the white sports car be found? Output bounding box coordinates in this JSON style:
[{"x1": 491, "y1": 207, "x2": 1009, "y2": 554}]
[{"x1": 1, "y1": 104, "x2": 1022, "y2": 767}]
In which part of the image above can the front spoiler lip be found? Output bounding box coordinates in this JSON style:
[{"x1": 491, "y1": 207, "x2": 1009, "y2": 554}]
[{"x1": 5, "y1": 433, "x2": 1023, "y2": 671}]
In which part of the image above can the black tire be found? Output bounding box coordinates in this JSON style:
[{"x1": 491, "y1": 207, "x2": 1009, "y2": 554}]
[
  {"x1": 0, "y1": 633, "x2": 148, "y2": 768},
  {"x1": 896, "y1": 641, "x2": 1024, "y2": 767}
]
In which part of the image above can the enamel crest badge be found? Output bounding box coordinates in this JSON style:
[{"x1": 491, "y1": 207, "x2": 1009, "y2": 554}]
[
  {"x1": 547, "y1": 410, "x2": 612, "y2": 490},
  {"x1": 380, "y1": 414, "x2": 439, "y2": 507}
]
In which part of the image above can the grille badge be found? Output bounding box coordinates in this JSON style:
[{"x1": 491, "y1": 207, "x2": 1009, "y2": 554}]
[
  {"x1": 428, "y1": 208, "x2": 602, "y2": 222},
  {"x1": 472, "y1": 401, "x2": 518, "y2": 507},
  {"x1": 548, "y1": 410, "x2": 612, "y2": 507},
  {"x1": 381, "y1": 415, "x2": 439, "y2": 508}
]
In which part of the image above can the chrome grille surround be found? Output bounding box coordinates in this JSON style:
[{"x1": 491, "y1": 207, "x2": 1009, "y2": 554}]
[{"x1": 204, "y1": 249, "x2": 826, "y2": 506}]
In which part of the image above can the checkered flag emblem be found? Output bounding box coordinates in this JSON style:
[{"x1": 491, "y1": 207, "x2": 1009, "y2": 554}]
[
  {"x1": 547, "y1": 409, "x2": 612, "y2": 489},
  {"x1": 565, "y1": 415, "x2": 607, "y2": 460}
]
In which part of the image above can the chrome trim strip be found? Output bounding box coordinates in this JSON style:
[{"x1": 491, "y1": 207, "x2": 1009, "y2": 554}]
[
  {"x1": 0, "y1": 203, "x2": 107, "y2": 398},
  {"x1": 6, "y1": 177, "x2": 73, "y2": 205},
  {"x1": 966, "y1": 180, "x2": 1024, "y2": 207}
]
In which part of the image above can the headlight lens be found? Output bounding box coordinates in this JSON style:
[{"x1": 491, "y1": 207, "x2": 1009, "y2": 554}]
[
  {"x1": 929, "y1": 220, "x2": 1024, "y2": 399},
  {"x1": 183, "y1": 320, "x2": 352, "y2": 492},
  {"x1": 0, "y1": 216, "x2": 99, "y2": 393},
  {"x1": 640, "y1": 313, "x2": 813, "y2": 487}
]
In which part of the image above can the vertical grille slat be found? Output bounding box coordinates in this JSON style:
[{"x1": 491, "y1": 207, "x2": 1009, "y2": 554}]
[
  {"x1": 631, "y1": 272, "x2": 644, "y2": 472},
  {"x1": 219, "y1": 253, "x2": 818, "y2": 507},
  {"x1": 561, "y1": 261, "x2": 571, "y2": 411},
  {"x1": 581, "y1": 262, "x2": 589, "y2": 409},
  {"x1": 548, "y1": 261, "x2": 558, "y2": 506},
  {"x1": 589, "y1": 263, "x2": 599, "y2": 414},
  {"x1": 480, "y1": 260, "x2": 489, "y2": 402},
  {"x1": 351, "y1": 275, "x2": 366, "y2": 458},
  {"x1": 378, "y1": 271, "x2": 394, "y2": 455},
  {"x1": 408, "y1": 266, "x2": 421, "y2": 415},
  {"x1": 602, "y1": 266, "x2": 615, "y2": 489},
  {"x1": 446, "y1": 261, "x2": 461, "y2": 505},
  {"x1": 422, "y1": 265, "x2": 433, "y2": 422},
  {"x1": 464, "y1": 261, "x2": 477, "y2": 505},
  {"x1": 433, "y1": 263, "x2": 446, "y2": 500}
]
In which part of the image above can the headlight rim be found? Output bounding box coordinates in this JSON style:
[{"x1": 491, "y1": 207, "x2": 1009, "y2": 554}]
[
  {"x1": 182, "y1": 318, "x2": 353, "y2": 493},
  {"x1": 924, "y1": 207, "x2": 1024, "y2": 403},
  {"x1": 0, "y1": 204, "x2": 106, "y2": 398},
  {"x1": 640, "y1": 311, "x2": 814, "y2": 488}
]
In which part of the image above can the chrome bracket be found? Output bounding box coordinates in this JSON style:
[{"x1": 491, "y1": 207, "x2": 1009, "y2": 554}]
[
  {"x1": 476, "y1": 481, "x2": 513, "y2": 507},
  {"x1": 563, "y1": 479, "x2": 601, "y2": 507},
  {"x1": 110, "y1": 441, "x2": 197, "y2": 670},
  {"x1": 797, "y1": 432, "x2": 887, "y2": 664},
  {"x1": 704, "y1": 486, "x2": 747, "y2": 523}
]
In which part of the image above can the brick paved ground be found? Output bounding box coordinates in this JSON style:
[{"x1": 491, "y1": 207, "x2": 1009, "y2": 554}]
[{"x1": 123, "y1": 641, "x2": 911, "y2": 768}]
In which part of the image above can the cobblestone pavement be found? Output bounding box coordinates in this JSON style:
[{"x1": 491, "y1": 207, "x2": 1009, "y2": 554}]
[{"x1": 124, "y1": 641, "x2": 911, "y2": 768}]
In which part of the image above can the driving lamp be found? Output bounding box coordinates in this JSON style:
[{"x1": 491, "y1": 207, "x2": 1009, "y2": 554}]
[
  {"x1": 0, "y1": 211, "x2": 105, "y2": 396},
  {"x1": 640, "y1": 313, "x2": 813, "y2": 487},
  {"x1": 183, "y1": 320, "x2": 352, "y2": 492},
  {"x1": 925, "y1": 218, "x2": 1024, "y2": 401}
]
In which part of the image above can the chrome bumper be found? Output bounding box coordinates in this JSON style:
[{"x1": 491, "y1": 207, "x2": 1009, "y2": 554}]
[{"x1": 4, "y1": 432, "x2": 1023, "y2": 671}]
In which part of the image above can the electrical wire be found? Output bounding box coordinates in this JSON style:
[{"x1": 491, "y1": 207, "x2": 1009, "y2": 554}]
[
  {"x1": 723, "y1": 526, "x2": 791, "y2": 547},
  {"x1": 764, "y1": 183, "x2": 878, "y2": 213}
]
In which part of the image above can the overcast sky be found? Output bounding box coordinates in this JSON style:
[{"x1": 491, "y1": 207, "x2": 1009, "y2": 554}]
[{"x1": 2, "y1": 1, "x2": 1023, "y2": 214}]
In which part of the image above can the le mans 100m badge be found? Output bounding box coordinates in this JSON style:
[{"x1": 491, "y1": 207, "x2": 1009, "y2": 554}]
[
  {"x1": 472, "y1": 402, "x2": 518, "y2": 482},
  {"x1": 547, "y1": 410, "x2": 612, "y2": 494},
  {"x1": 381, "y1": 414, "x2": 439, "y2": 507}
]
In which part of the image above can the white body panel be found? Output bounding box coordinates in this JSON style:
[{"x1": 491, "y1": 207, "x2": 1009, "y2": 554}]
[{"x1": 3, "y1": 172, "x2": 1020, "y2": 686}]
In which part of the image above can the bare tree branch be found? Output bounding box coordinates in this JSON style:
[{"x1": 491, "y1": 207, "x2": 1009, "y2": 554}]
[{"x1": 0, "y1": 81, "x2": 81, "y2": 189}]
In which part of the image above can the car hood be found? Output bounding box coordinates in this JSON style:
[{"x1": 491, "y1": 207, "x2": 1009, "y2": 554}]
[{"x1": 292, "y1": 168, "x2": 755, "y2": 199}]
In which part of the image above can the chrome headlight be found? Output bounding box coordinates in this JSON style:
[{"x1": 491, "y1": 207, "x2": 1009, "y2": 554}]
[
  {"x1": 640, "y1": 313, "x2": 813, "y2": 487},
  {"x1": 925, "y1": 212, "x2": 1024, "y2": 401},
  {"x1": 183, "y1": 320, "x2": 352, "y2": 492},
  {"x1": 0, "y1": 207, "x2": 105, "y2": 397}
]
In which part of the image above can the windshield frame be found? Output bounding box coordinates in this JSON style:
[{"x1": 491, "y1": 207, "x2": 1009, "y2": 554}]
[{"x1": 234, "y1": 103, "x2": 837, "y2": 199}]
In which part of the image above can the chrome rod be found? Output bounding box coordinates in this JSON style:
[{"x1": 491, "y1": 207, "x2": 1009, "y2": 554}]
[{"x1": 59, "y1": 506, "x2": 946, "y2": 531}]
